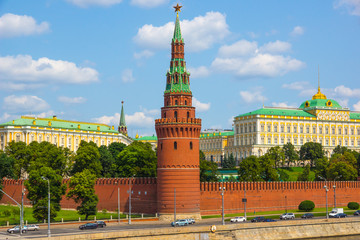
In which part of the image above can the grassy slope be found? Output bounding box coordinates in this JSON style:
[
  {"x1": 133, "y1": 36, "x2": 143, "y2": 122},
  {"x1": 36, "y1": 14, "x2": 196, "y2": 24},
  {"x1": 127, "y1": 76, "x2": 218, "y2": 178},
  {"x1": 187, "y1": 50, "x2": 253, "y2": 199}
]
[{"x1": 279, "y1": 167, "x2": 315, "y2": 181}]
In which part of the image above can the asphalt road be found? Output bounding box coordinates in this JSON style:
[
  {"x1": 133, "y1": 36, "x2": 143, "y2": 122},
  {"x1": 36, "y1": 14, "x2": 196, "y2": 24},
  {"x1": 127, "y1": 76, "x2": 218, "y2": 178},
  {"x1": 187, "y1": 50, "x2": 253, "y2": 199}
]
[{"x1": 1, "y1": 215, "x2": 359, "y2": 239}]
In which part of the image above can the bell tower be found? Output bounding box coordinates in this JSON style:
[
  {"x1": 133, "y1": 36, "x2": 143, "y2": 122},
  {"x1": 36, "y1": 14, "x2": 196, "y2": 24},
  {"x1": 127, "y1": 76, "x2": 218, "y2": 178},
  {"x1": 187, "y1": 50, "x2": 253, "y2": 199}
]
[{"x1": 155, "y1": 4, "x2": 202, "y2": 221}]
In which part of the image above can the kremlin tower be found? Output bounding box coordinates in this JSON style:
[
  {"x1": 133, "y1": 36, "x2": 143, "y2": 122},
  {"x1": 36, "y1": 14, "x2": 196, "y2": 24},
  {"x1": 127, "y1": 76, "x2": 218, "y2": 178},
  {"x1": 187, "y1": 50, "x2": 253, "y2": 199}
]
[
  {"x1": 118, "y1": 101, "x2": 127, "y2": 135},
  {"x1": 155, "y1": 4, "x2": 202, "y2": 221}
]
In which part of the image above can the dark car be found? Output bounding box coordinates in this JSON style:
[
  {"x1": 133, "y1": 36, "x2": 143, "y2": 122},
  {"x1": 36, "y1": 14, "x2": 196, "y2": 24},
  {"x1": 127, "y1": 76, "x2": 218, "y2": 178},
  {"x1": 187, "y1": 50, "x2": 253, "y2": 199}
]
[
  {"x1": 334, "y1": 213, "x2": 347, "y2": 218},
  {"x1": 79, "y1": 223, "x2": 98, "y2": 230},
  {"x1": 95, "y1": 221, "x2": 106, "y2": 227},
  {"x1": 251, "y1": 216, "x2": 265, "y2": 222},
  {"x1": 301, "y1": 213, "x2": 314, "y2": 219},
  {"x1": 354, "y1": 210, "x2": 360, "y2": 216},
  {"x1": 263, "y1": 218, "x2": 277, "y2": 222}
]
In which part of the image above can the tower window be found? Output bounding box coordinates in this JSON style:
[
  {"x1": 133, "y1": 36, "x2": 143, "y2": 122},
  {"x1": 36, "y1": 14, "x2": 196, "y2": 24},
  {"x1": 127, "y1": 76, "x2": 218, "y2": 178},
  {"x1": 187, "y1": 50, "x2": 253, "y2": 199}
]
[
  {"x1": 187, "y1": 111, "x2": 190, "y2": 118},
  {"x1": 174, "y1": 141, "x2": 177, "y2": 150},
  {"x1": 161, "y1": 143, "x2": 163, "y2": 150},
  {"x1": 185, "y1": 100, "x2": 187, "y2": 105},
  {"x1": 190, "y1": 142, "x2": 193, "y2": 150},
  {"x1": 164, "y1": 112, "x2": 166, "y2": 118},
  {"x1": 175, "y1": 100, "x2": 178, "y2": 105},
  {"x1": 174, "y1": 111, "x2": 178, "y2": 119}
]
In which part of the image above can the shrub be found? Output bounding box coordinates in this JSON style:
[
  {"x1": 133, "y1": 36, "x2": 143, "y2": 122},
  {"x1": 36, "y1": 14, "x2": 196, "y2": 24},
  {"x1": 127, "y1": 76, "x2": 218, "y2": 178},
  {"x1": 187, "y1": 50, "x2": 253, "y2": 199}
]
[
  {"x1": 298, "y1": 200, "x2": 315, "y2": 211},
  {"x1": 347, "y1": 202, "x2": 360, "y2": 210},
  {"x1": 102, "y1": 209, "x2": 107, "y2": 214},
  {"x1": 3, "y1": 209, "x2": 11, "y2": 217}
]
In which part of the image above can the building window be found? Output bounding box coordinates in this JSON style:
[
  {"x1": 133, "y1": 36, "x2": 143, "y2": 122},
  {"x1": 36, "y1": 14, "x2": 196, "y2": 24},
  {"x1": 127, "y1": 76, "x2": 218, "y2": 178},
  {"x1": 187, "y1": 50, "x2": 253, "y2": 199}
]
[
  {"x1": 16, "y1": 134, "x2": 21, "y2": 142},
  {"x1": 185, "y1": 100, "x2": 187, "y2": 105},
  {"x1": 39, "y1": 135, "x2": 42, "y2": 142},
  {"x1": 190, "y1": 142, "x2": 193, "y2": 150},
  {"x1": 175, "y1": 100, "x2": 178, "y2": 105},
  {"x1": 174, "y1": 111, "x2": 177, "y2": 119},
  {"x1": 313, "y1": 126, "x2": 316, "y2": 134},
  {"x1": 338, "y1": 127, "x2": 342, "y2": 134},
  {"x1": 261, "y1": 125, "x2": 264, "y2": 132},
  {"x1": 358, "y1": 128, "x2": 360, "y2": 135},
  {"x1": 300, "y1": 138, "x2": 304, "y2": 145},
  {"x1": 300, "y1": 126, "x2": 303, "y2": 133},
  {"x1": 187, "y1": 112, "x2": 190, "y2": 118},
  {"x1": 267, "y1": 137, "x2": 271, "y2": 144},
  {"x1": 326, "y1": 139, "x2": 329, "y2": 146},
  {"x1": 306, "y1": 126, "x2": 310, "y2": 134},
  {"x1": 253, "y1": 125, "x2": 256, "y2": 132},
  {"x1": 351, "y1": 128, "x2": 354, "y2": 135},
  {"x1": 174, "y1": 141, "x2": 177, "y2": 150},
  {"x1": 319, "y1": 126, "x2": 323, "y2": 134},
  {"x1": 54, "y1": 136, "x2": 57, "y2": 145},
  {"x1": 345, "y1": 128, "x2": 348, "y2": 135},
  {"x1": 164, "y1": 112, "x2": 166, "y2": 118},
  {"x1": 345, "y1": 139, "x2": 348, "y2": 146},
  {"x1": 281, "y1": 138, "x2": 284, "y2": 144},
  {"x1": 236, "y1": 126, "x2": 239, "y2": 134},
  {"x1": 351, "y1": 139, "x2": 354, "y2": 146},
  {"x1": 261, "y1": 137, "x2": 264, "y2": 144},
  {"x1": 332, "y1": 138, "x2": 336, "y2": 146},
  {"x1": 274, "y1": 125, "x2": 278, "y2": 132},
  {"x1": 332, "y1": 126, "x2": 335, "y2": 135},
  {"x1": 267, "y1": 125, "x2": 271, "y2": 132},
  {"x1": 294, "y1": 138, "x2": 297, "y2": 145},
  {"x1": 274, "y1": 137, "x2": 278, "y2": 144},
  {"x1": 326, "y1": 126, "x2": 329, "y2": 134},
  {"x1": 281, "y1": 125, "x2": 284, "y2": 133},
  {"x1": 287, "y1": 125, "x2": 290, "y2": 133},
  {"x1": 293, "y1": 125, "x2": 297, "y2": 133}
]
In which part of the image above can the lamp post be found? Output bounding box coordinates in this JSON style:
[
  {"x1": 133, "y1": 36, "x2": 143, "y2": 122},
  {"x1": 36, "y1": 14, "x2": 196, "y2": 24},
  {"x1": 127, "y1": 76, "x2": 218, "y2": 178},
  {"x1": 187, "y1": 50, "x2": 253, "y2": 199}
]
[
  {"x1": 41, "y1": 177, "x2": 51, "y2": 237},
  {"x1": 0, "y1": 189, "x2": 22, "y2": 235},
  {"x1": 220, "y1": 177, "x2": 225, "y2": 225},
  {"x1": 118, "y1": 187, "x2": 120, "y2": 224},
  {"x1": 285, "y1": 195, "x2": 288, "y2": 214},
  {"x1": 21, "y1": 187, "x2": 26, "y2": 231},
  {"x1": 243, "y1": 183, "x2": 247, "y2": 220},
  {"x1": 333, "y1": 175, "x2": 342, "y2": 208},
  {"x1": 128, "y1": 175, "x2": 135, "y2": 225},
  {"x1": 318, "y1": 176, "x2": 328, "y2": 219},
  {"x1": 174, "y1": 188, "x2": 176, "y2": 226}
]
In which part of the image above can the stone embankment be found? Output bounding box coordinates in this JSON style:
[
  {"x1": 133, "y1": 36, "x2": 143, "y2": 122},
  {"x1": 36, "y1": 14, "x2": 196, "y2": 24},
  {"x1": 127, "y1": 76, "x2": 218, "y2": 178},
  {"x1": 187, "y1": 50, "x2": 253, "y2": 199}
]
[{"x1": 34, "y1": 218, "x2": 360, "y2": 240}]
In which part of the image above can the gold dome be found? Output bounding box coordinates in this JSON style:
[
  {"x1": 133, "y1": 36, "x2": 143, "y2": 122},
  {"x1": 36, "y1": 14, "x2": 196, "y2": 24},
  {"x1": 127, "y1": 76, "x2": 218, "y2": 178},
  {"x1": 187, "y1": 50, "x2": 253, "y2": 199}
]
[{"x1": 312, "y1": 87, "x2": 327, "y2": 100}]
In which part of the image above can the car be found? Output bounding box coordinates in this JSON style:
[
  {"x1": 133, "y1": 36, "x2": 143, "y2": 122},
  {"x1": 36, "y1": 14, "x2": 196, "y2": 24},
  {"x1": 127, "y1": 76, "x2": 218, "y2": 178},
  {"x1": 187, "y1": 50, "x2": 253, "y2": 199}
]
[
  {"x1": 354, "y1": 210, "x2": 360, "y2": 216},
  {"x1": 171, "y1": 219, "x2": 189, "y2": 227},
  {"x1": 280, "y1": 213, "x2": 295, "y2": 220},
  {"x1": 333, "y1": 213, "x2": 347, "y2": 218},
  {"x1": 186, "y1": 218, "x2": 195, "y2": 224},
  {"x1": 230, "y1": 216, "x2": 246, "y2": 222},
  {"x1": 251, "y1": 216, "x2": 265, "y2": 222},
  {"x1": 25, "y1": 224, "x2": 39, "y2": 231},
  {"x1": 301, "y1": 213, "x2": 314, "y2": 219},
  {"x1": 95, "y1": 221, "x2": 106, "y2": 227},
  {"x1": 7, "y1": 225, "x2": 27, "y2": 234},
  {"x1": 263, "y1": 218, "x2": 277, "y2": 222},
  {"x1": 79, "y1": 223, "x2": 98, "y2": 230}
]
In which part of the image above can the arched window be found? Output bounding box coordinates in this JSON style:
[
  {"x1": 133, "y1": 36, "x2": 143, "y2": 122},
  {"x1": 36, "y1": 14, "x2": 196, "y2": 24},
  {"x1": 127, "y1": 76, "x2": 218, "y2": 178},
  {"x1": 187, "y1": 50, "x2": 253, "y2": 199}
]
[
  {"x1": 187, "y1": 111, "x2": 190, "y2": 118},
  {"x1": 175, "y1": 100, "x2": 178, "y2": 105},
  {"x1": 185, "y1": 100, "x2": 187, "y2": 105},
  {"x1": 164, "y1": 112, "x2": 166, "y2": 118},
  {"x1": 174, "y1": 141, "x2": 177, "y2": 150},
  {"x1": 190, "y1": 142, "x2": 193, "y2": 150},
  {"x1": 174, "y1": 111, "x2": 178, "y2": 119}
]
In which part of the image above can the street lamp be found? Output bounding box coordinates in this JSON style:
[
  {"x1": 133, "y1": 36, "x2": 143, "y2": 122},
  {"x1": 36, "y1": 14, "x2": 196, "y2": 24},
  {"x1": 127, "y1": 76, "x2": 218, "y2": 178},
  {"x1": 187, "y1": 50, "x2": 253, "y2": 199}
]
[
  {"x1": 318, "y1": 176, "x2": 329, "y2": 219},
  {"x1": 219, "y1": 178, "x2": 225, "y2": 225},
  {"x1": 243, "y1": 183, "x2": 247, "y2": 220},
  {"x1": 41, "y1": 177, "x2": 51, "y2": 237},
  {"x1": 128, "y1": 175, "x2": 135, "y2": 225},
  {"x1": 333, "y1": 175, "x2": 342, "y2": 208},
  {"x1": 114, "y1": 181, "x2": 120, "y2": 224},
  {"x1": 174, "y1": 188, "x2": 176, "y2": 226}
]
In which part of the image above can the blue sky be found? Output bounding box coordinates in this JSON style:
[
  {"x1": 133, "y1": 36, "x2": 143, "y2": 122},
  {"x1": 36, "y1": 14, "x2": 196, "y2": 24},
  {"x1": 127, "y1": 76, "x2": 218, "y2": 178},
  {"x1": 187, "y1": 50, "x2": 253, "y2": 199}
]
[{"x1": 1, "y1": 0, "x2": 360, "y2": 137}]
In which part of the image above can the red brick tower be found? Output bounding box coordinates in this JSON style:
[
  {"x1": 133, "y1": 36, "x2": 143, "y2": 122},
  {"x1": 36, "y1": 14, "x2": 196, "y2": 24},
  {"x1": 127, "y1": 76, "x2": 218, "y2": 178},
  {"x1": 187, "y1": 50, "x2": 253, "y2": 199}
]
[{"x1": 155, "y1": 4, "x2": 202, "y2": 221}]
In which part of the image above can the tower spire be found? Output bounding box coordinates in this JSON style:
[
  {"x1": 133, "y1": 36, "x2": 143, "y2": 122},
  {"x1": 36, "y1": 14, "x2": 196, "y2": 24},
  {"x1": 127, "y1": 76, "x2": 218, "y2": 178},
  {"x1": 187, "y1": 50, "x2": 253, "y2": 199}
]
[
  {"x1": 312, "y1": 65, "x2": 327, "y2": 100},
  {"x1": 318, "y1": 64, "x2": 320, "y2": 92},
  {"x1": 118, "y1": 101, "x2": 127, "y2": 135},
  {"x1": 173, "y1": 4, "x2": 183, "y2": 42}
]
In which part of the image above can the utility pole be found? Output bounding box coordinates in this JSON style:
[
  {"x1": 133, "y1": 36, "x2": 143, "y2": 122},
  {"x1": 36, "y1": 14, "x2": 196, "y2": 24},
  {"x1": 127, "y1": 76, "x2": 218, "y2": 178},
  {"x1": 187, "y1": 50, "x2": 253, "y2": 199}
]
[
  {"x1": 220, "y1": 176, "x2": 225, "y2": 225},
  {"x1": 243, "y1": 182, "x2": 247, "y2": 219},
  {"x1": 174, "y1": 188, "x2": 176, "y2": 226},
  {"x1": 118, "y1": 187, "x2": 120, "y2": 224}
]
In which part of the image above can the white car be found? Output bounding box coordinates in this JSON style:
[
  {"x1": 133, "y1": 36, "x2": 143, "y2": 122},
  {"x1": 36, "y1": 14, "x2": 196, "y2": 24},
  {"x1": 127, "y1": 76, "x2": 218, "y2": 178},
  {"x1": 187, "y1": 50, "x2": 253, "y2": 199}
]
[
  {"x1": 25, "y1": 224, "x2": 40, "y2": 231},
  {"x1": 230, "y1": 216, "x2": 246, "y2": 222},
  {"x1": 280, "y1": 213, "x2": 295, "y2": 220}
]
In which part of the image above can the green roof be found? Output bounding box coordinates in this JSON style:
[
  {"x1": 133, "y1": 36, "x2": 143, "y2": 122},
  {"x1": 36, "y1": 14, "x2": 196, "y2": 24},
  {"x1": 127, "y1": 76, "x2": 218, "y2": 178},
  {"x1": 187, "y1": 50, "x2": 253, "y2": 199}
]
[
  {"x1": 350, "y1": 112, "x2": 360, "y2": 120},
  {"x1": 172, "y1": 13, "x2": 183, "y2": 42},
  {"x1": 134, "y1": 135, "x2": 158, "y2": 141},
  {"x1": 200, "y1": 131, "x2": 234, "y2": 138},
  {"x1": 299, "y1": 99, "x2": 343, "y2": 109},
  {"x1": 0, "y1": 116, "x2": 119, "y2": 133},
  {"x1": 236, "y1": 108, "x2": 315, "y2": 118}
]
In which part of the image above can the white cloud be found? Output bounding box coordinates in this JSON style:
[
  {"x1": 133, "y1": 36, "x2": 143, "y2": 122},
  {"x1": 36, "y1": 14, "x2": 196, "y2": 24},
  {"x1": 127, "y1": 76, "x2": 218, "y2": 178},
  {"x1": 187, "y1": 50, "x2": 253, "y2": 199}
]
[
  {"x1": 259, "y1": 40, "x2": 291, "y2": 53},
  {"x1": 271, "y1": 102, "x2": 296, "y2": 108},
  {"x1": 334, "y1": 85, "x2": 360, "y2": 97},
  {"x1": 0, "y1": 112, "x2": 14, "y2": 123},
  {"x1": 134, "y1": 12, "x2": 230, "y2": 52},
  {"x1": 0, "y1": 55, "x2": 99, "y2": 85},
  {"x1": 0, "y1": 13, "x2": 49, "y2": 38},
  {"x1": 130, "y1": 0, "x2": 168, "y2": 8},
  {"x1": 58, "y1": 96, "x2": 87, "y2": 104},
  {"x1": 218, "y1": 40, "x2": 258, "y2": 58},
  {"x1": 282, "y1": 81, "x2": 310, "y2": 90},
  {"x1": 0, "y1": 82, "x2": 44, "y2": 91},
  {"x1": 93, "y1": 113, "x2": 120, "y2": 126},
  {"x1": 240, "y1": 88, "x2": 267, "y2": 104},
  {"x1": 354, "y1": 101, "x2": 360, "y2": 111},
  {"x1": 66, "y1": 0, "x2": 122, "y2": 7},
  {"x1": 188, "y1": 66, "x2": 210, "y2": 78},
  {"x1": 121, "y1": 69, "x2": 135, "y2": 83},
  {"x1": 193, "y1": 97, "x2": 211, "y2": 112},
  {"x1": 133, "y1": 50, "x2": 154, "y2": 59},
  {"x1": 290, "y1": 26, "x2": 305, "y2": 36},
  {"x1": 3, "y1": 95, "x2": 50, "y2": 113},
  {"x1": 334, "y1": 0, "x2": 360, "y2": 16},
  {"x1": 336, "y1": 98, "x2": 349, "y2": 107},
  {"x1": 212, "y1": 40, "x2": 304, "y2": 78}
]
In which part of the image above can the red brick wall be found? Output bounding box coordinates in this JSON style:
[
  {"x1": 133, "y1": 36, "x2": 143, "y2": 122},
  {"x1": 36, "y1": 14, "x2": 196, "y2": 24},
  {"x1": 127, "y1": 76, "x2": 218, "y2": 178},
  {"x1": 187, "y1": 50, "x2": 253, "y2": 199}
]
[{"x1": 2, "y1": 179, "x2": 360, "y2": 215}]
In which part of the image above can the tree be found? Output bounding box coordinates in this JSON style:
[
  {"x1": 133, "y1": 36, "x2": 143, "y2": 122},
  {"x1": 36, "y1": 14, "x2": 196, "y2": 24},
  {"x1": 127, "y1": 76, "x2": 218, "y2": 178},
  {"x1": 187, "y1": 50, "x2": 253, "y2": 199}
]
[
  {"x1": 282, "y1": 142, "x2": 299, "y2": 167},
  {"x1": 0, "y1": 153, "x2": 15, "y2": 200},
  {"x1": 25, "y1": 166, "x2": 66, "y2": 221},
  {"x1": 72, "y1": 141, "x2": 102, "y2": 176},
  {"x1": 298, "y1": 200, "x2": 315, "y2": 211},
  {"x1": 259, "y1": 154, "x2": 279, "y2": 181},
  {"x1": 98, "y1": 146, "x2": 116, "y2": 177},
  {"x1": 267, "y1": 146, "x2": 285, "y2": 168},
  {"x1": 297, "y1": 164, "x2": 310, "y2": 181},
  {"x1": 222, "y1": 153, "x2": 236, "y2": 169},
  {"x1": 117, "y1": 141, "x2": 157, "y2": 177},
  {"x1": 5, "y1": 141, "x2": 30, "y2": 178},
  {"x1": 108, "y1": 142, "x2": 126, "y2": 163},
  {"x1": 327, "y1": 152, "x2": 357, "y2": 180},
  {"x1": 67, "y1": 169, "x2": 99, "y2": 220},
  {"x1": 332, "y1": 145, "x2": 349, "y2": 155},
  {"x1": 299, "y1": 142, "x2": 324, "y2": 167},
  {"x1": 238, "y1": 156, "x2": 263, "y2": 181},
  {"x1": 200, "y1": 150, "x2": 218, "y2": 182},
  {"x1": 314, "y1": 157, "x2": 329, "y2": 181}
]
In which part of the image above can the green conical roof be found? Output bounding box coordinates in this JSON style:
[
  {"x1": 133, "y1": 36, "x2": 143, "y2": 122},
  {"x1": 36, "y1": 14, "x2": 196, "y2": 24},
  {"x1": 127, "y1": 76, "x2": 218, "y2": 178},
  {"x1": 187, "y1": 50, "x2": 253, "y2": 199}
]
[
  {"x1": 172, "y1": 13, "x2": 183, "y2": 42},
  {"x1": 119, "y1": 101, "x2": 126, "y2": 127}
]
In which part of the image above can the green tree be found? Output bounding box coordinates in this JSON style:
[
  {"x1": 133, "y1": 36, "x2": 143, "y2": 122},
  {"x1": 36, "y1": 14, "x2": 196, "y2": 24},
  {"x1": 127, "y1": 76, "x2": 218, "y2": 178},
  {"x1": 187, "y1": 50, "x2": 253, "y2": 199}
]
[
  {"x1": 200, "y1": 150, "x2": 219, "y2": 182},
  {"x1": 327, "y1": 152, "x2": 357, "y2": 180},
  {"x1": 314, "y1": 157, "x2": 329, "y2": 181},
  {"x1": 238, "y1": 156, "x2": 262, "y2": 181},
  {"x1": 332, "y1": 145, "x2": 349, "y2": 155},
  {"x1": 0, "y1": 153, "x2": 15, "y2": 200},
  {"x1": 222, "y1": 153, "x2": 236, "y2": 169},
  {"x1": 267, "y1": 146, "x2": 285, "y2": 168},
  {"x1": 67, "y1": 169, "x2": 99, "y2": 220},
  {"x1": 108, "y1": 142, "x2": 126, "y2": 162},
  {"x1": 72, "y1": 141, "x2": 102, "y2": 176},
  {"x1": 25, "y1": 166, "x2": 66, "y2": 221},
  {"x1": 259, "y1": 154, "x2": 279, "y2": 181},
  {"x1": 117, "y1": 141, "x2": 157, "y2": 177},
  {"x1": 297, "y1": 164, "x2": 311, "y2": 181},
  {"x1": 98, "y1": 146, "x2": 116, "y2": 177},
  {"x1": 299, "y1": 142, "x2": 324, "y2": 167},
  {"x1": 282, "y1": 142, "x2": 299, "y2": 167},
  {"x1": 5, "y1": 141, "x2": 30, "y2": 178}
]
